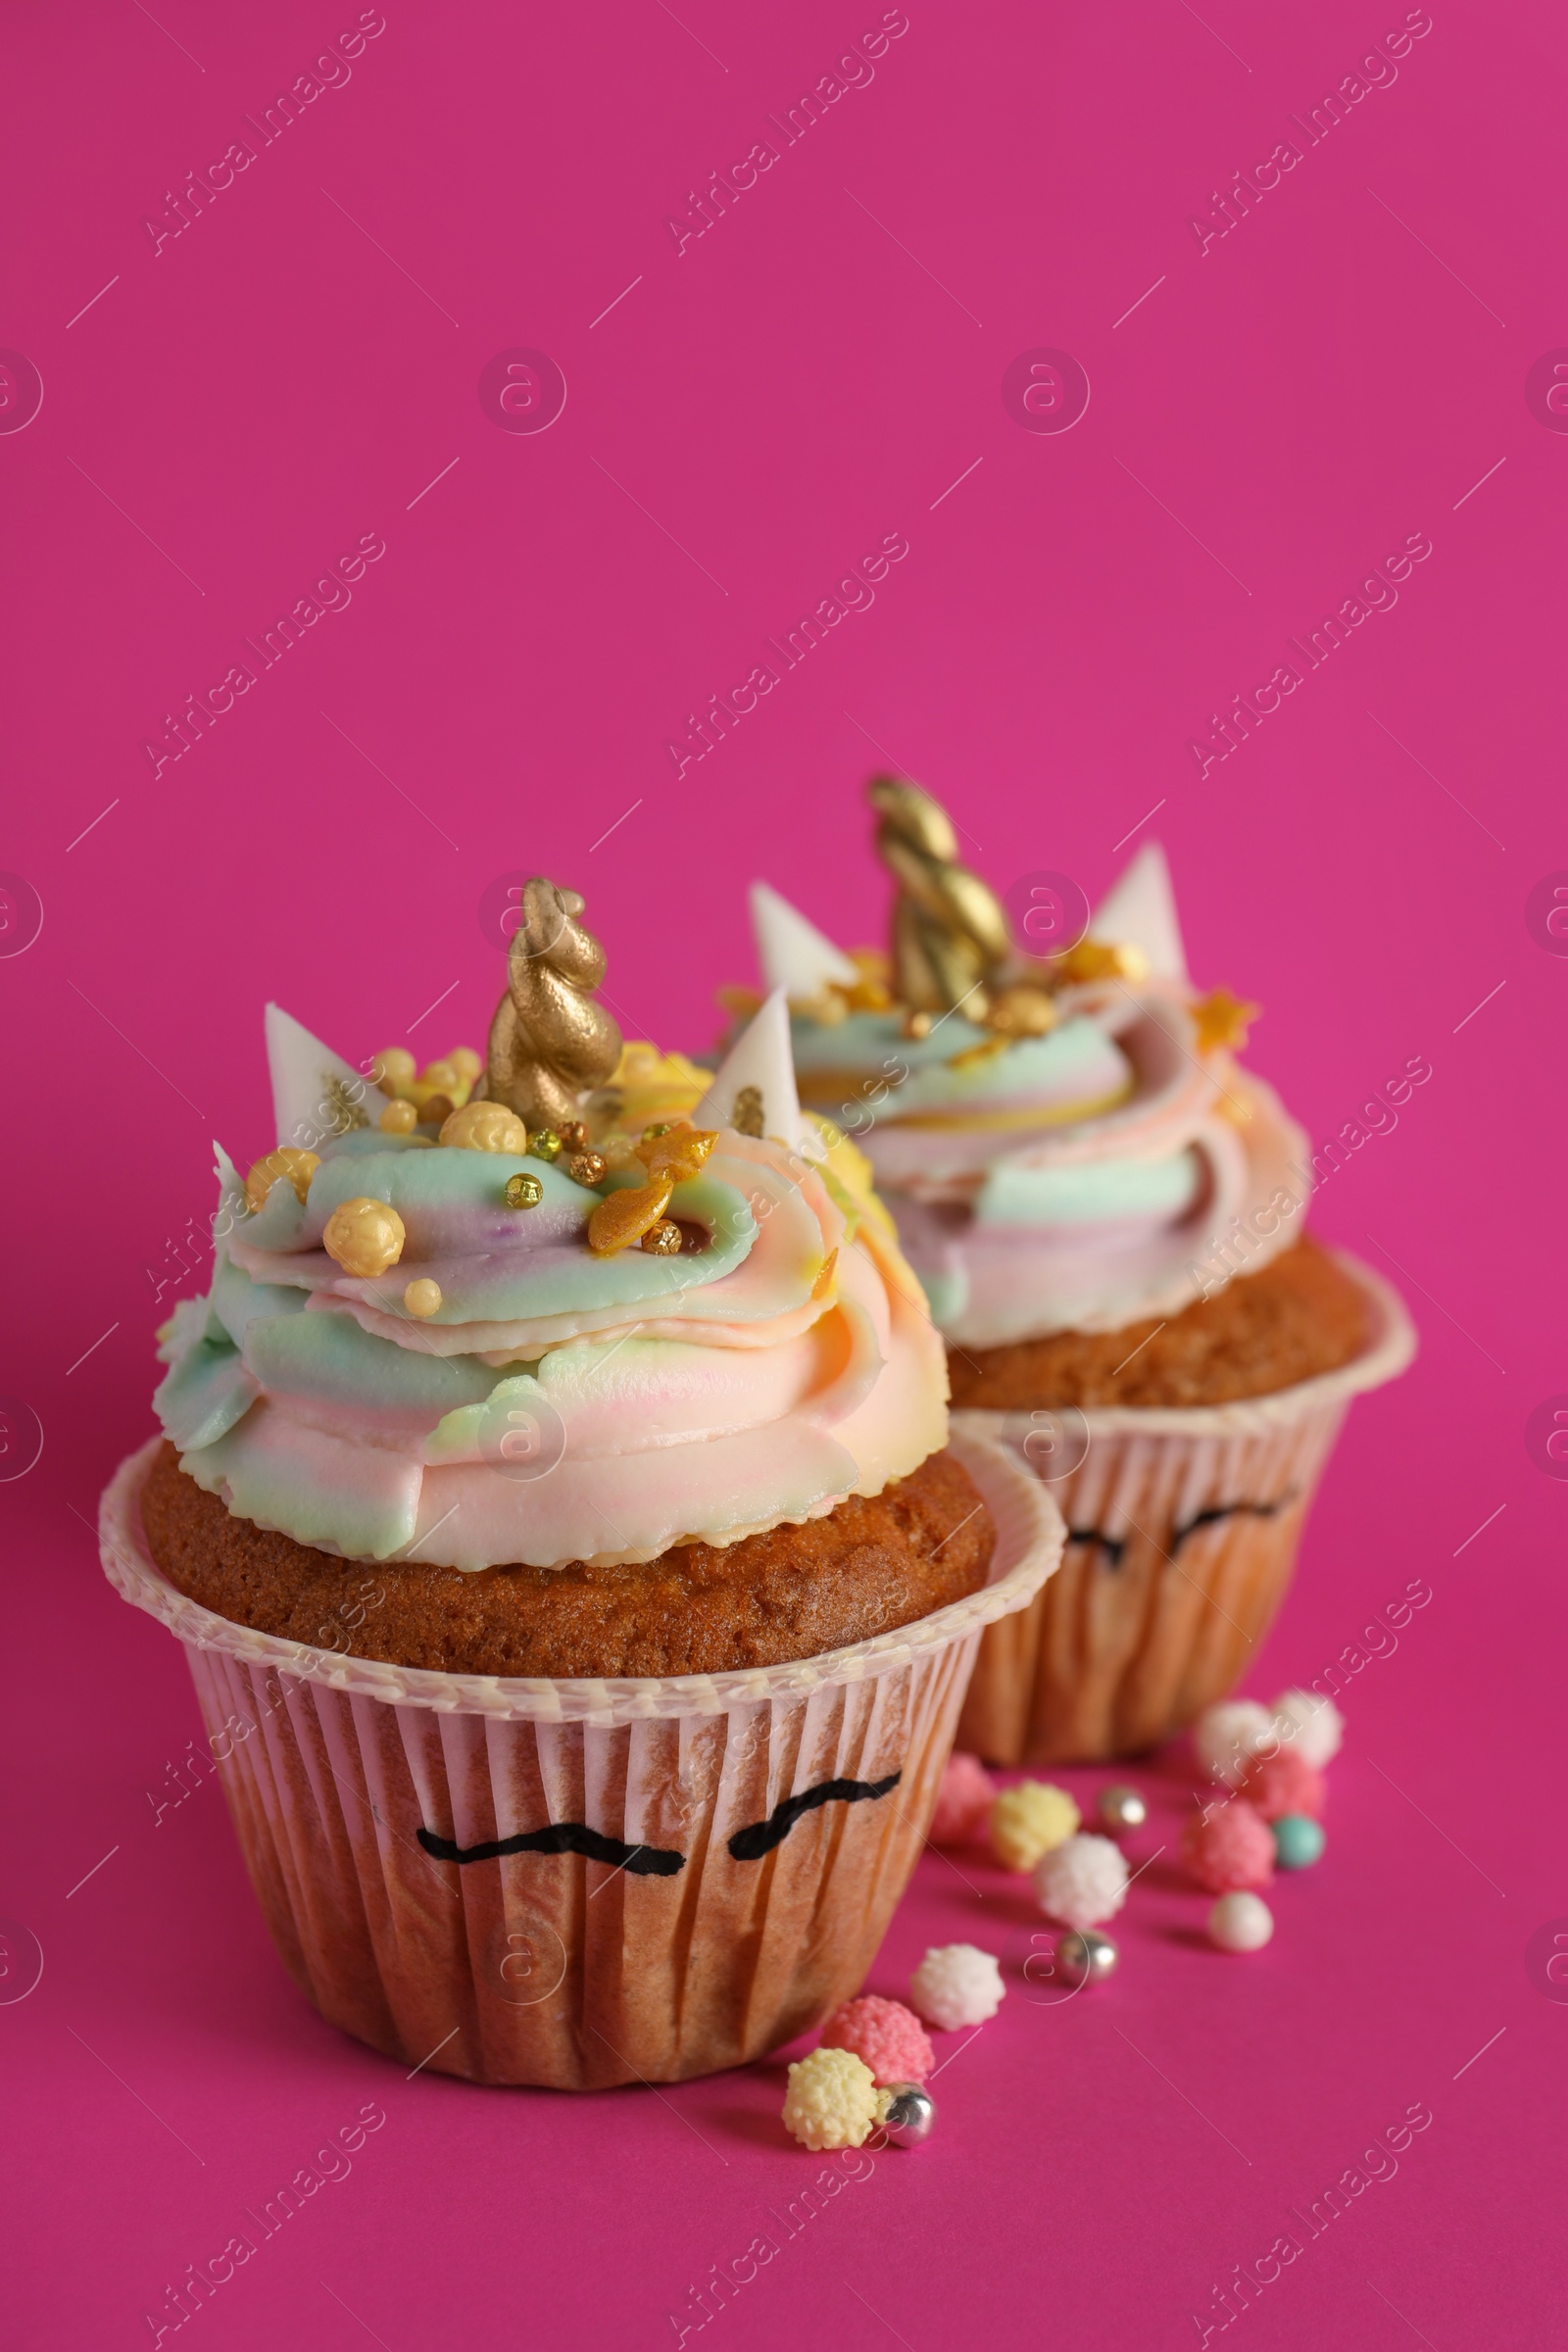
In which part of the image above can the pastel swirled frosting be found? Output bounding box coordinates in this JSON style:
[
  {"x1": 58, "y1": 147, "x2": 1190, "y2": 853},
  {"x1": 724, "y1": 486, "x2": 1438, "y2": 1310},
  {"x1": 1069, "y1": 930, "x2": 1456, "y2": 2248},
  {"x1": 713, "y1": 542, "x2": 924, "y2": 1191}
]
[
  {"x1": 757, "y1": 853, "x2": 1309, "y2": 1349},
  {"x1": 155, "y1": 1032, "x2": 947, "y2": 1572}
]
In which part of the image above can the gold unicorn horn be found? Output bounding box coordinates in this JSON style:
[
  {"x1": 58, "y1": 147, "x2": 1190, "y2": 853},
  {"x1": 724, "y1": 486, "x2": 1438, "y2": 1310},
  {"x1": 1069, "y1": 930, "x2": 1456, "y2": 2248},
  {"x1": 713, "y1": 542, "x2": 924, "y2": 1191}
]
[
  {"x1": 485, "y1": 878, "x2": 623, "y2": 1128},
  {"x1": 868, "y1": 777, "x2": 1011, "y2": 1017}
]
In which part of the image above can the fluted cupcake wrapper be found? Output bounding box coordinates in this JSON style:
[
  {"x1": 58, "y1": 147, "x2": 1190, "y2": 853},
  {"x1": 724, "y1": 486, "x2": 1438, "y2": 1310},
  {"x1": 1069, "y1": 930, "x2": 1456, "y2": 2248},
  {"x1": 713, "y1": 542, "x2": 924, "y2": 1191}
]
[
  {"x1": 100, "y1": 1431, "x2": 1060, "y2": 2087},
  {"x1": 952, "y1": 1252, "x2": 1416, "y2": 1766}
]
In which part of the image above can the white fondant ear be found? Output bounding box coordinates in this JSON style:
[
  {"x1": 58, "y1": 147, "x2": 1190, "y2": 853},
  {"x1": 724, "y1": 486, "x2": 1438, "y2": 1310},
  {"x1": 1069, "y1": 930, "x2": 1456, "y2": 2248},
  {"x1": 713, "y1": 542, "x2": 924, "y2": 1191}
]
[
  {"x1": 693, "y1": 987, "x2": 806, "y2": 1151},
  {"x1": 1090, "y1": 842, "x2": 1188, "y2": 983},
  {"x1": 750, "y1": 881, "x2": 859, "y2": 998},
  {"x1": 213, "y1": 1144, "x2": 245, "y2": 1249},
  {"x1": 264, "y1": 1004, "x2": 389, "y2": 1150}
]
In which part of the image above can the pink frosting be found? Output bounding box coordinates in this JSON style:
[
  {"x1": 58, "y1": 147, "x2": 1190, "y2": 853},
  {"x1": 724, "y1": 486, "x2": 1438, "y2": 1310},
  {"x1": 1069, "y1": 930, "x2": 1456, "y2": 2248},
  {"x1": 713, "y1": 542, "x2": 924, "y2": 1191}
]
[{"x1": 858, "y1": 988, "x2": 1311, "y2": 1346}]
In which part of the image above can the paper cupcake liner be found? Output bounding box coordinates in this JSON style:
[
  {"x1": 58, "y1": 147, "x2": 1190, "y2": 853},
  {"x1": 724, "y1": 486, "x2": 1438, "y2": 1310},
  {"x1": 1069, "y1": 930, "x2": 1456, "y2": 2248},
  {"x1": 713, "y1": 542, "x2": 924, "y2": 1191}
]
[
  {"x1": 100, "y1": 1432, "x2": 1061, "y2": 2088},
  {"x1": 952, "y1": 1252, "x2": 1416, "y2": 1765}
]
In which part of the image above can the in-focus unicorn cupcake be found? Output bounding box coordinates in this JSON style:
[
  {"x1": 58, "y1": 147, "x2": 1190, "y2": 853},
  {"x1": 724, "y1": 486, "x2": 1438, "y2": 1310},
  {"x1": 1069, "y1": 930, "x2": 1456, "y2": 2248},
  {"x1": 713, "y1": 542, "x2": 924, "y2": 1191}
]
[
  {"x1": 99, "y1": 878, "x2": 1059, "y2": 2085},
  {"x1": 739, "y1": 783, "x2": 1414, "y2": 1763}
]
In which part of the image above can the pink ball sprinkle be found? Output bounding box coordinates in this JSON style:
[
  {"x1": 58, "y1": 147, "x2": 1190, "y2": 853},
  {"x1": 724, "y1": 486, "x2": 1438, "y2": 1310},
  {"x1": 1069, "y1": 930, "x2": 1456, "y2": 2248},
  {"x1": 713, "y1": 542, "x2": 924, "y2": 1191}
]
[
  {"x1": 1183, "y1": 1799, "x2": 1276, "y2": 1894},
  {"x1": 818, "y1": 1996, "x2": 935, "y2": 2086},
  {"x1": 1237, "y1": 1747, "x2": 1327, "y2": 1822},
  {"x1": 929, "y1": 1751, "x2": 996, "y2": 1846}
]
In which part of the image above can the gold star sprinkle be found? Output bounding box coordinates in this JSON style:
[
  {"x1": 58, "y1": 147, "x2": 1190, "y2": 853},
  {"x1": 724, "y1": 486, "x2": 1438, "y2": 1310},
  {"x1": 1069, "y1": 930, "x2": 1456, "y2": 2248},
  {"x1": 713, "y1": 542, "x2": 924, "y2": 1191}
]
[
  {"x1": 1054, "y1": 939, "x2": 1149, "y2": 987},
  {"x1": 634, "y1": 1126, "x2": 717, "y2": 1181},
  {"x1": 589, "y1": 1177, "x2": 675, "y2": 1255},
  {"x1": 947, "y1": 1037, "x2": 1010, "y2": 1072},
  {"x1": 1192, "y1": 989, "x2": 1260, "y2": 1054}
]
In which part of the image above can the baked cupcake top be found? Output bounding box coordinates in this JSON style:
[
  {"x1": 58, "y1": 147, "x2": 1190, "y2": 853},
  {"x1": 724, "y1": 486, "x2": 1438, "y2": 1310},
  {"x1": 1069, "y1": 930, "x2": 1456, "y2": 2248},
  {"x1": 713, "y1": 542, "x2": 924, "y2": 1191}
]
[
  {"x1": 736, "y1": 783, "x2": 1308, "y2": 1349},
  {"x1": 154, "y1": 884, "x2": 947, "y2": 1571}
]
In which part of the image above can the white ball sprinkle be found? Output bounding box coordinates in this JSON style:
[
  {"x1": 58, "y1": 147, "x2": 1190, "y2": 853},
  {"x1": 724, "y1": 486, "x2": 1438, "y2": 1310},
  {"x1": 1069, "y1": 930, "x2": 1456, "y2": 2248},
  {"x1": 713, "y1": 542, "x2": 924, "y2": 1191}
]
[
  {"x1": 909, "y1": 1943, "x2": 1005, "y2": 2031},
  {"x1": 1193, "y1": 1698, "x2": 1274, "y2": 1785},
  {"x1": 1208, "y1": 1891, "x2": 1275, "y2": 1952},
  {"x1": 1273, "y1": 1688, "x2": 1345, "y2": 1769},
  {"x1": 1033, "y1": 1833, "x2": 1130, "y2": 1932}
]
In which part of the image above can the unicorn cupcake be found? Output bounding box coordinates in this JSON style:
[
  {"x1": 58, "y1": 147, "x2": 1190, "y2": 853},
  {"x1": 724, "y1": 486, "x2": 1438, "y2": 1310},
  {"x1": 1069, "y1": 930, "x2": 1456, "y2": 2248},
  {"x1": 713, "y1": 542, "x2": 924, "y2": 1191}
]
[
  {"x1": 100, "y1": 878, "x2": 1058, "y2": 2084},
  {"x1": 740, "y1": 783, "x2": 1414, "y2": 1762}
]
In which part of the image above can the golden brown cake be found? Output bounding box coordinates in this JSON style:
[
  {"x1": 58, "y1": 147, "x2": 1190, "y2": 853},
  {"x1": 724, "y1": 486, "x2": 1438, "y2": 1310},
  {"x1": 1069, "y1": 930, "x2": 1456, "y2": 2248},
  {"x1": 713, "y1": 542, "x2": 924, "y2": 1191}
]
[
  {"x1": 142, "y1": 1440, "x2": 993, "y2": 1677},
  {"x1": 946, "y1": 1236, "x2": 1368, "y2": 1411}
]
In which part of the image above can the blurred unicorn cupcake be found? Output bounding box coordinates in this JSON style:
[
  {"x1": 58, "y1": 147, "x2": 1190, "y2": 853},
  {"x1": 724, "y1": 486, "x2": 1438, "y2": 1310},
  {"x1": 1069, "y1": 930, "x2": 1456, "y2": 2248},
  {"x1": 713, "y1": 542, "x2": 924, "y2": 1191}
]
[{"x1": 735, "y1": 781, "x2": 1413, "y2": 1761}]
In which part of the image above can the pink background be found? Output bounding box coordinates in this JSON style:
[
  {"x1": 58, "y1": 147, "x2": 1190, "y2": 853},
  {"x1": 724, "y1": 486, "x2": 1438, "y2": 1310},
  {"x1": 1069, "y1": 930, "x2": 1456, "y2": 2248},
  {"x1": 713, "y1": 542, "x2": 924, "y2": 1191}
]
[{"x1": 3, "y1": 0, "x2": 1564, "y2": 2342}]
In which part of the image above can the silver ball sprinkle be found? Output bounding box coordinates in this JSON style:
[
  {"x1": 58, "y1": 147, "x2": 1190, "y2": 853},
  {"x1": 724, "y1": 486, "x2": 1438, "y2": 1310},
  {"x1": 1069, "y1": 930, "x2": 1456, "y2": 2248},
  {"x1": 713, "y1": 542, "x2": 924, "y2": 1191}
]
[
  {"x1": 878, "y1": 2082, "x2": 936, "y2": 2147},
  {"x1": 1097, "y1": 1784, "x2": 1148, "y2": 1835},
  {"x1": 1054, "y1": 1929, "x2": 1118, "y2": 1986}
]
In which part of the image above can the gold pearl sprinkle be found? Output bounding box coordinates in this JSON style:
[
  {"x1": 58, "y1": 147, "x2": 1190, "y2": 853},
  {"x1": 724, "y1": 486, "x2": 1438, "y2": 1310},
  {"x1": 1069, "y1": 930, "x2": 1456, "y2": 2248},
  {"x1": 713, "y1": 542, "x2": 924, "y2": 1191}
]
[
  {"x1": 440, "y1": 1102, "x2": 528, "y2": 1154},
  {"x1": 449, "y1": 1047, "x2": 482, "y2": 1083},
  {"x1": 559, "y1": 1119, "x2": 589, "y2": 1152},
  {"x1": 379, "y1": 1099, "x2": 418, "y2": 1135},
  {"x1": 567, "y1": 1151, "x2": 607, "y2": 1187},
  {"x1": 641, "y1": 1121, "x2": 673, "y2": 1141},
  {"x1": 372, "y1": 1048, "x2": 416, "y2": 1094},
  {"x1": 418, "y1": 1093, "x2": 455, "y2": 1128},
  {"x1": 404, "y1": 1278, "x2": 442, "y2": 1318},
  {"x1": 985, "y1": 983, "x2": 1058, "y2": 1038},
  {"x1": 322, "y1": 1197, "x2": 406, "y2": 1278},
  {"x1": 1055, "y1": 939, "x2": 1149, "y2": 988},
  {"x1": 641, "y1": 1217, "x2": 682, "y2": 1255},
  {"x1": 530, "y1": 1129, "x2": 564, "y2": 1162},
  {"x1": 245, "y1": 1148, "x2": 320, "y2": 1213},
  {"x1": 504, "y1": 1171, "x2": 545, "y2": 1209}
]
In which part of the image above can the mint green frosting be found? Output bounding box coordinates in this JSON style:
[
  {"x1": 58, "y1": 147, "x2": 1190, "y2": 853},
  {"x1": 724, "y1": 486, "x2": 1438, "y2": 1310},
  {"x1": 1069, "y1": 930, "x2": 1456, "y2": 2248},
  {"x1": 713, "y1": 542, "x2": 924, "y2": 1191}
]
[
  {"x1": 975, "y1": 1149, "x2": 1202, "y2": 1228},
  {"x1": 242, "y1": 1306, "x2": 503, "y2": 1418},
  {"x1": 788, "y1": 1008, "x2": 1128, "y2": 1116},
  {"x1": 187, "y1": 1417, "x2": 424, "y2": 1560},
  {"x1": 155, "y1": 1326, "x2": 260, "y2": 1451},
  {"x1": 237, "y1": 1140, "x2": 758, "y2": 1324},
  {"x1": 154, "y1": 1126, "x2": 788, "y2": 1561}
]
